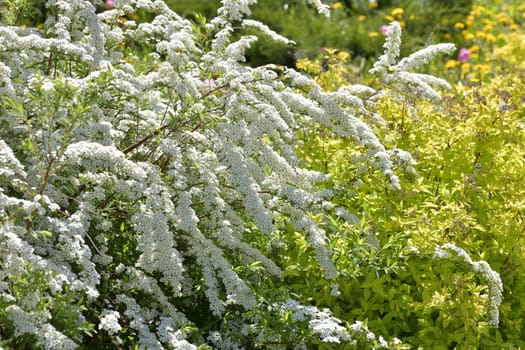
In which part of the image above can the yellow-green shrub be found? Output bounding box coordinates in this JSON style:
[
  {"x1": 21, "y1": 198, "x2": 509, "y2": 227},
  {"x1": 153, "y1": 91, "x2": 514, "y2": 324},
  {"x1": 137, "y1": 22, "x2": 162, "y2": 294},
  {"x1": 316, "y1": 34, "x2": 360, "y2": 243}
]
[
  {"x1": 290, "y1": 33, "x2": 525, "y2": 348},
  {"x1": 491, "y1": 31, "x2": 525, "y2": 69}
]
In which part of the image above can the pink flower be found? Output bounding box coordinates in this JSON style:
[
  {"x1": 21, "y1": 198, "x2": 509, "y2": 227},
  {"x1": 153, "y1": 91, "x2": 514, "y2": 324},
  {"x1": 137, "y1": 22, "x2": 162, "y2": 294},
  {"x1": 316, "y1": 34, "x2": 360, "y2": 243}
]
[
  {"x1": 458, "y1": 48, "x2": 470, "y2": 63},
  {"x1": 380, "y1": 25, "x2": 389, "y2": 36},
  {"x1": 204, "y1": 78, "x2": 216, "y2": 89},
  {"x1": 106, "y1": 0, "x2": 114, "y2": 9}
]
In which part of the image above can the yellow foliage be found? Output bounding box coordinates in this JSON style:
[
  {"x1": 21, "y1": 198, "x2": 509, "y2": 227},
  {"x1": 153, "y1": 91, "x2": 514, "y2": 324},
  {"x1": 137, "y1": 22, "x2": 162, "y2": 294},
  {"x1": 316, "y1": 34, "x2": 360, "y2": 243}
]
[
  {"x1": 295, "y1": 48, "x2": 355, "y2": 91},
  {"x1": 491, "y1": 32, "x2": 525, "y2": 69},
  {"x1": 295, "y1": 58, "x2": 321, "y2": 75}
]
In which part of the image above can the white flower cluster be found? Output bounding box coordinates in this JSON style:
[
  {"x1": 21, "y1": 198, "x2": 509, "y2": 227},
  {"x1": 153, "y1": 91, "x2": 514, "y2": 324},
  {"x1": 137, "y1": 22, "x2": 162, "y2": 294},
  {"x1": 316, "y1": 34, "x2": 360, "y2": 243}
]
[
  {"x1": 157, "y1": 317, "x2": 197, "y2": 350},
  {"x1": 281, "y1": 203, "x2": 338, "y2": 279},
  {"x1": 1, "y1": 0, "x2": 103, "y2": 68},
  {"x1": 307, "y1": 0, "x2": 331, "y2": 17},
  {"x1": 99, "y1": 309, "x2": 122, "y2": 335},
  {"x1": 282, "y1": 299, "x2": 403, "y2": 347},
  {"x1": 282, "y1": 69, "x2": 404, "y2": 190},
  {"x1": 348, "y1": 320, "x2": 401, "y2": 348},
  {"x1": 216, "y1": 0, "x2": 258, "y2": 22},
  {"x1": 116, "y1": 295, "x2": 164, "y2": 349},
  {"x1": 0, "y1": 140, "x2": 26, "y2": 184},
  {"x1": 370, "y1": 21, "x2": 455, "y2": 102},
  {"x1": 0, "y1": 62, "x2": 14, "y2": 97},
  {"x1": 335, "y1": 207, "x2": 361, "y2": 225},
  {"x1": 283, "y1": 299, "x2": 349, "y2": 343},
  {"x1": 242, "y1": 20, "x2": 295, "y2": 45},
  {"x1": 434, "y1": 243, "x2": 503, "y2": 326},
  {"x1": 206, "y1": 330, "x2": 245, "y2": 350},
  {"x1": 5, "y1": 305, "x2": 77, "y2": 350}
]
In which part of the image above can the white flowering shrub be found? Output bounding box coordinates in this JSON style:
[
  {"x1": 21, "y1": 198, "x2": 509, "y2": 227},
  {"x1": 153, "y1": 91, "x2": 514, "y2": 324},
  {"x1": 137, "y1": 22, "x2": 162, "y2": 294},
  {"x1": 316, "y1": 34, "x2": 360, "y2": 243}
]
[{"x1": 0, "y1": 1, "x2": 458, "y2": 348}]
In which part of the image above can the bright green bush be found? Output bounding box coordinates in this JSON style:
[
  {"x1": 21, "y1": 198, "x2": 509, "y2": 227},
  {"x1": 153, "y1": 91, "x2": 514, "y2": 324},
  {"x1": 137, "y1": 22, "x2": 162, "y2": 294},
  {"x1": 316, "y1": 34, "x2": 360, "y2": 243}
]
[
  {"x1": 292, "y1": 31, "x2": 525, "y2": 348},
  {"x1": 491, "y1": 31, "x2": 525, "y2": 69}
]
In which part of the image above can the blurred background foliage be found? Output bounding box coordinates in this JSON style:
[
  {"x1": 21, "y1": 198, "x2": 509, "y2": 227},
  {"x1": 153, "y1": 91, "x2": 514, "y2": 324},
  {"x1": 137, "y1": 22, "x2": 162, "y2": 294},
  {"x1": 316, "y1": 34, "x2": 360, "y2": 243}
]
[
  {"x1": 8, "y1": 0, "x2": 523, "y2": 77},
  {"x1": 6, "y1": 0, "x2": 472, "y2": 66},
  {"x1": 167, "y1": 0, "x2": 474, "y2": 67}
]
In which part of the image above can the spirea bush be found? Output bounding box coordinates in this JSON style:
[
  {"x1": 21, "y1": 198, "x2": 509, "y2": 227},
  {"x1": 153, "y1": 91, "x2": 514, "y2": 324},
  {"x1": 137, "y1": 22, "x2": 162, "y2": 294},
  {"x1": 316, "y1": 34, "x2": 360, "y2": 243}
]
[{"x1": 0, "y1": 0, "x2": 466, "y2": 348}]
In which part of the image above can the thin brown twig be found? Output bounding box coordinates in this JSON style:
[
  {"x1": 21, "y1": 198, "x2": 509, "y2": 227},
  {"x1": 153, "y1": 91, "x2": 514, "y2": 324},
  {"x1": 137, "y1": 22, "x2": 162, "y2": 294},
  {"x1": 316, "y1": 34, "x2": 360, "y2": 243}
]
[{"x1": 122, "y1": 124, "x2": 170, "y2": 154}]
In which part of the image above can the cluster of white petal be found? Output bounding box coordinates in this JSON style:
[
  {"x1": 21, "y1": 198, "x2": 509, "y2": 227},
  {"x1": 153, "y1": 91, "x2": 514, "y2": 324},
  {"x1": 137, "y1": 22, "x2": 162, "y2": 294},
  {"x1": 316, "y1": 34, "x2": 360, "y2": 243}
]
[
  {"x1": 0, "y1": 140, "x2": 26, "y2": 182},
  {"x1": 306, "y1": 0, "x2": 331, "y2": 17},
  {"x1": 157, "y1": 317, "x2": 197, "y2": 349},
  {"x1": 348, "y1": 320, "x2": 401, "y2": 348},
  {"x1": 370, "y1": 21, "x2": 455, "y2": 102},
  {"x1": 5, "y1": 304, "x2": 77, "y2": 350},
  {"x1": 283, "y1": 299, "x2": 349, "y2": 343},
  {"x1": 369, "y1": 22, "x2": 403, "y2": 75},
  {"x1": 242, "y1": 20, "x2": 295, "y2": 45},
  {"x1": 0, "y1": 62, "x2": 15, "y2": 97},
  {"x1": 116, "y1": 295, "x2": 164, "y2": 349},
  {"x1": 99, "y1": 309, "x2": 122, "y2": 335}
]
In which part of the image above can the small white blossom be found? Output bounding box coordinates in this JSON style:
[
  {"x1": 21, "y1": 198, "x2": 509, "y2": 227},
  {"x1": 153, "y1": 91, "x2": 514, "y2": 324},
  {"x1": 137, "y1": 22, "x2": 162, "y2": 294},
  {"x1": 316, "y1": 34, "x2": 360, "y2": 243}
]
[
  {"x1": 99, "y1": 310, "x2": 122, "y2": 335},
  {"x1": 242, "y1": 20, "x2": 294, "y2": 44},
  {"x1": 330, "y1": 283, "x2": 340, "y2": 297},
  {"x1": 307, "y1": 0, "x2": 331, "y2": 17},
  {"x1": 370, "y1": 22, "x2": 402, "y2": 75}
]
